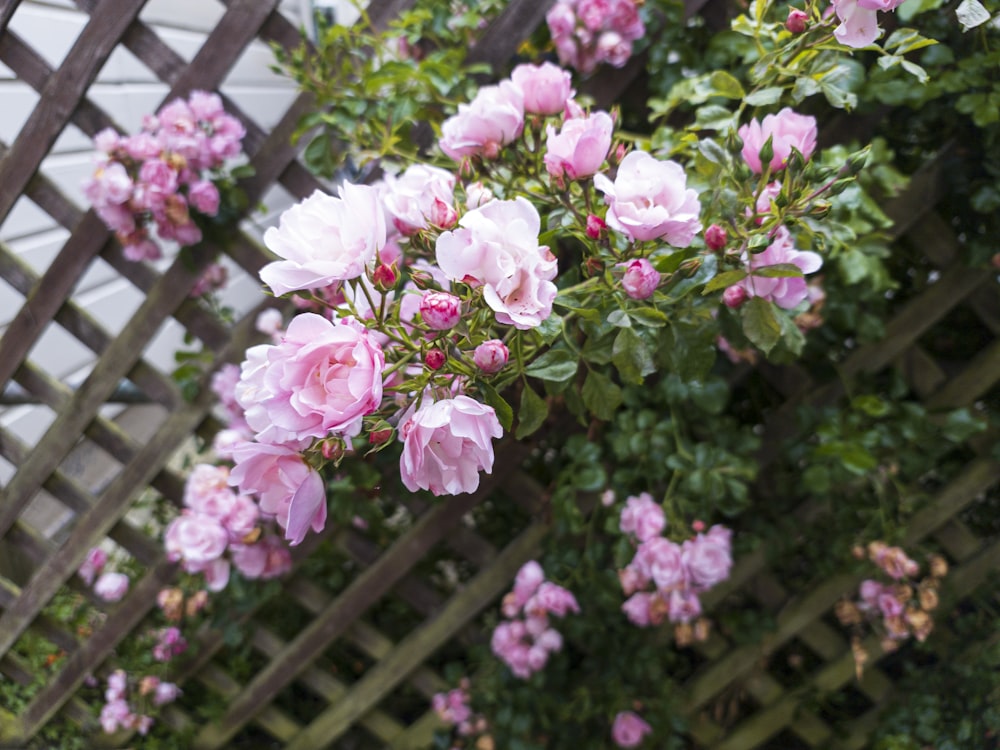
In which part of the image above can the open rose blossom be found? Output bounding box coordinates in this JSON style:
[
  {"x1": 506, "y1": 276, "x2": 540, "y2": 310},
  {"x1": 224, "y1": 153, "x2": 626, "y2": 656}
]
[
  {"x1": 511, "y1": 62, "x2": 575, "y2": 116},
  {"x1": 439, "y1": 80, "x2": 524, "y2": 162},
  {"x1": 436, "y1": 197, "x2": 558, "y2": 329},
  {"x1": 738, "y1": 108, "x2": 818, "y2": 173},
  {"x1": 595, "y1": 150, "x2": 702, "y2": 245},
  {"x1": 544, "y1": 109, "x2": 614, "y2": 180},
  {"x1": 399, "y1": 396, "x2": 503, "y2": 496},
  {"x1": 259, "y1": 183, "x2": 386, "y2": 296},
  {"x1": 729, "y1": 226, "x2": 822, "y2": 309},
  {"x1": 229, "y1": 442, "x2": 327, "y2": 545},
  {"x1": 612, "y1": 710, "x2": 652, "y2": 747},
  {"x1": 382, "y1": 164, "x2": 456, "y2": 235},
  {"x1": 236, "y1": 313, "x2": 384, "y2": 444}
]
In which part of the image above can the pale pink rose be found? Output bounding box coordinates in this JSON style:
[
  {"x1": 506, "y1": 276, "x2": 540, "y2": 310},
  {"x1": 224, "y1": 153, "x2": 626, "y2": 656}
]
[
  {"x1": 620, "y1": 258, "x2": 661, "y2": 300},
  {"x1": 420, "y1": 291, "x2": 462, "y2": 330},
  {"x1": 619, "y1": 492, "x2": 665, "y2": 542},
  {"x1": 94, "y1": 128, "x2": 121, "y2": 154},
  {"x1": 681, "y1": 524, "x2": 733, "y2": 591},
  {"x1": 859, "y1": 579, "x2": 883, "y2": 610},
  {"x1": 222, "y1": 494, "x2": 260, "y2": 541},
  {"x1": 436, "y1": 198, "x2": 558, "y2": 329},
  {"x1": 189, "y1": 90, "x2": 224, "y2": 120},
  {"x1": 255, "y1": 308, "x2": 284, "y2": 337},
  {"x1": 578, "y1": 0, "x2": 612, "y2": 30},
  {"x1": 733, "y1": 226, "x2": 822, "y2": 309},
  {"x1": 236, "y1": 313, "x2": 384, "y2": 443},
  {"x1": 439, "y1": 81, "x2": 524, "y2": 161},
  {"x1": 618, "y1": 565, "x2": 649, "y2": 596},
  {"x1": 94, "y1": 571, "x2": 130, "y2": 602},
  {"x1": 100, "y1": 699, "x2": 133, "y2": 733},
  {"x1": 527, "y1": 581, "x2": 580, "y2": 617},
  {"x1": 473, "y1": 339, "x2": 509, "y2": 374},
  {"x1": 399, "y1": 396, "x2": 503, "y2": 496},
  {"x1": 105, "y1": 670, "x2": 127, "y2": 702},
  {"x1": 595, "y1": 150, "x2": 702, "y2": 245},
  {"x1": 511, "y1": 62, "x2": 575, "y2": 115},
  {"x1": 633, "y1": 537, "x2": 686, "y2": 591},
  {"x1": 260, "y1": 184, "x2": 386, "y2": 296},
  {"x1": 228, "y1": 442, "x2": 327, "y2": 546},
  {"x1": 622, "y1": 591, "x2": 654, "y2": 626},
  {"x1": 596, "y1": 30, "x2": 632, "y2": 67},
  {"x1": 230, "y1": 542, "x2": 268, "y2": 579},
  {"x1": 164, "y1": 512, "x2": 228, "y2": 565},
  {"x1": 544, "y1": 110, "x2": 614, "y2": 179},
  {"x1": 513, "y1": 560, "x2": 545, "y2": 605},
  {"x1": 78, "y1": 547, "x2": 108, "y2": 586},
  {"x1": 667, "y1": 588, "x2": 702, "y2": 623},
  {"x1": 546, "y1": 1, "x2": 577, "y2": 38},
  {"x1": 184, "y1": 464, "x2": 231, "y2": 507},
  {"x1": 609, "y1": 0, "x2": 646, "y2": 39},
  {"x1": 738, "y1": 108, "x2": 818, "y2": 173},
  {"x1": 465, "y1": 181, "x2": 493, "y2": 209},
  {"x1": 857, "y1": 0, "x2": 906, "y2": 9},
  {"x1": 382, "y1": 164, "x2": 456, "y2": 235},
  {"x1": 612, "y1": 710, "x2": 652, "y2": 748},
  {"x1": 832, "y1": 0, "x2": 881, "y2": 47},
  {"x1": 153, "y1": 682, "x2": 182, "y2": 706},
  {"x1": 88, "y1": 161, "x2": 134, "y2": 205},
  {"x1": 188, "y1": 179, "x2": 220, "y2": 215},
  {"x1": 877, "y1": 590, "x2": 904, "y2": 619}
]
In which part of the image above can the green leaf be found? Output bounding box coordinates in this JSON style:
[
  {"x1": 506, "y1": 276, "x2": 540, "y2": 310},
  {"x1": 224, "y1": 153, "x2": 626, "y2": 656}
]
[
  {"x1": 478, "y1": 382, "x2": 513, "y2": 432},
  {"x1": 698, "y1": 139, "x2": 731, "y2": 165},
  {"x1": 607, "y1": 309, "x2": 632, "y2": 328},
  {"x1": 703, "y1": 269, "x2": 749, "y2": 294},
  {"x1": 515, "y1": 385, "x2": 548, "y2": 439},
  {"x1": 753, "y1": 263, "x2": 804, "y2": 278},
  {"x1": 524, "y1": 348, "x2": 579, "y2": 383},
  {"x1": 740, "y1": 296, "x2": 781, "y2": 354},
  {"x1": 581, "y1": 369, "x2": 623, "y2": 421},
  {"x1": 709, "y1": 70, "x2": 746, "y2": 99},
  {"x1": 628, "y1": 307, "x2": 669, "y2": 328},
  {"x1": 744, "y1": 87, "x2": 784, "y2": 107},
  {"x1": 535, "y1": 313, "x2": 563, "y2": 344},
  {"x1": 612, "y1": 328, "x2": 656, "y2": 385}
]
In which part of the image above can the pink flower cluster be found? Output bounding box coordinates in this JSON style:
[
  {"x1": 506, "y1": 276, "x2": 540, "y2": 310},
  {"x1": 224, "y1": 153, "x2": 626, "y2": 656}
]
[
  {"x1": 151, "y1": 626, "x2": 188, "y2": 663},
  {"x1": 78, "y1": 548, "x2": 131, "y2": 603},
  {"x1": 832, "y1": 0, "x2": 907, "y2": 48},
  {"x1": 491, "y1": 561, "x2": 580, "y2": 679},
  {"x1": 431, "y1": 680, "x2": 488, "y2": 738},
  {"x1": 547, "y1": 0, "x2": 646, "y2": 74},
  {"x1": 612, "y1": 710, "x2": 652, "y2": 747},
  {"x1": 165, "y1": 463, "x2": 291, "y2": 587},
  {"x1": 618, "y1": 495, "x2": 732, "y2": 631},
  {"x1": 84, "y1": 91, "x2": 245, "y2": 261},
  {"x1": 99, "y1": 669, "x2": 180, "y2": 736}
]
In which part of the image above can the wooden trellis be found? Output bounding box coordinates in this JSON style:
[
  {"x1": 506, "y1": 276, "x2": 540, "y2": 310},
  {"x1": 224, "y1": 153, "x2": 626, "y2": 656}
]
[{"x1": 0, "y1": 0, "x2": 997, "y2": 748}]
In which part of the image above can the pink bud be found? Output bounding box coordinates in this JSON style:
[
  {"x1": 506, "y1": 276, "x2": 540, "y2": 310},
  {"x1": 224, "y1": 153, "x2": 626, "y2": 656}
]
[
  {"x1": 786, "y1": 8, "x2": 808, "y2": 33},
  {"x1": 473, "y1": 339, "x2": 509, "y2": 374},
  {"x1": 420, "y1": 291, "x2": 462, "y2": 330},
  {"x1": 425, "y1": 348, "x2": 447, "y2": 370},
  {"x1": 320, "y1": 439, "x2": 345, "y2": 461},
  {"x1": 369, "y1": 427, "x2": 393, "y2": 445},
  {"x1": 692, "y1": 519, "x2": 706, "y2": 532},
  {"x1": 620, "y1": 258, "x2": 660, "y2": 300},
  {"x1": 722, "y1": 285, "x2": 748, "y2": 308},
  {"x1": 429, "y1": 197, "x2": 458, "y2": 229},
  {"x1": 705, "y1": 224, "x2": 728, "y2": 251},
  {"x1": 586, "y1": 214, "x2": 607, "y2": 239},
  {"x1": 372, "y1": 262, "x2": 398, "y2": 291}
]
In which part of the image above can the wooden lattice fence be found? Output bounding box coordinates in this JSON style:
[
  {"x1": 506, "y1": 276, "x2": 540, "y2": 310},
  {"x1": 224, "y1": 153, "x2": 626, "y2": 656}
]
[{"x1": 0, "y1": 0, "x2": 997, "y2": 748}]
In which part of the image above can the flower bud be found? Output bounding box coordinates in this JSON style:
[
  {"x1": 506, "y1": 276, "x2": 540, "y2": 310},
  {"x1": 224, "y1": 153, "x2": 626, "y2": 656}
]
[
  {"x1": 425, "y1": 348, "x2": 447, "y2": 370},
  {"x1": 693, "y1": 618, "x2": 711, "y2": 642},
  {"x1": 420, "y1": 291, "x2": 462, "y2": 330},
  {"x1": 620, "y1": 258, "x2": 660, "y2": 300},
  {"x1": 320, "y1": 437, "x2": 346, "y2": 462},
  {"x1": 586, "y1": 214, "x2": 607, "y2": 239},
  {"x1": 429, "y1": 197, "x2": 458, "y2": 229},
  {"x1": 185, "y1": 590, "x2": 208, "y2": 617},
  {"x1": 928, "y1": 554, "x2": 948, "y2": 579},
  {"x1": 722, "y1": 285, "x2": 748, "y2": 308},
  {"x1": 674, "y1": 621, "x2": 694, "y2": 648},
  {"x1": 372, "y1": 262, "x2": 398, "y2": 291},
  {"x1": 705, "y1": 224, "x2": 728, "y2": 251},
  {"x1": 785, "y1": 8, "x2": 808, "y2": 33},
  {"x1": 919, "y1": 586, "x2": 939, "y2": 611},
  {"x1": 473, "y1": 340, "x2": 509, "y2": 374},
  {"x1": 692, "y1": 519, "x2": 706, "y2": 532},
  {"x1": 465, "y1": 181, "x2": 493, "y2": 209},
  {"x1": 369, "y1": 425, "x2": 393, "y2": 445}
]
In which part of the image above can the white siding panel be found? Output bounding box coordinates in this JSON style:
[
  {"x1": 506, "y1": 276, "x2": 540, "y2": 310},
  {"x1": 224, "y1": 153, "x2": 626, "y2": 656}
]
[
  {"x1": 138, "y1": 0, "x2": 226, "y2": 33},
  {"x1": 6, "y1": 3, "x2": 85, "y2": 71},
  {"x1": 0, "y1": 403, "x2": 58, "y2": 448},
  {"x1": 25, "y1": 320, "x2": 95, "y2": 380},
  {"x1": 73, "y1": 278, "x2": 146, "y2": 335},
  {"x1": 222, "y1": 86, "x2": 300, "y2": 130},
  {"x1": 39, "y1": 152, "x2": 94, "y2": 209},
  {"x1": 0, "y1": 82, "x2": 39, "y2": 146},
  {"x1": 0, "y1": 196, "x2": 58, "y2": 242}
]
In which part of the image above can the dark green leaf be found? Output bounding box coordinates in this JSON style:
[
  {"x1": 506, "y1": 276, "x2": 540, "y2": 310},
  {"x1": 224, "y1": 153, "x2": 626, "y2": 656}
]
[
  {"x1": 581, "y1": 369, "x2": 623, "y2": 420},
  {"x1": 524, "y1": 348, "x2": 579, "y2": 383},
  {"x1": 740, "y1": 296, "x2": 781, "y2": 354},
  {"x1": 515, "y1": 385, "x2": 548, "y2": 439},
  {"x1": 703, "y1": 268, "x2": 749, "y2": 294}
]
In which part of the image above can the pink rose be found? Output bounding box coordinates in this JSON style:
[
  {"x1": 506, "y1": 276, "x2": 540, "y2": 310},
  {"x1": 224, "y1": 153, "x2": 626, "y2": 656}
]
[
  {"x1": 622, "y1": 591, "x2": 654, "y2": 627},
  {"x1": 187, "y1": 179, "x2": 220, "y2": 215},
  {"x1": 832, "y1": 0, "x2": 881, "y2": 47},
  {"x1": 100, "y1": 699, "x2": 133, "y2": 733},
  {"x1": 94, "y1": 571, "x2": 130, "y2": 602},
  {"x1": 229, "y1": 442, "x2": 327, "y2": 546},
  {"x1": 595, "y1": 150, "x2": 702, "y2": 245},
  {"x1": 439, "y1": 81, "x2": 524, "y2": 161},
  {"x1": 681, "y1": 524, "x2": 733, "y2": 591},
  {"x1": 619, "y1": 492, "x2": 666, "y2": 542},
  {"x1": 546, "y1": 1, "x2": 577, "y2": 38},
  {"x1": 732, "y1": 226, "x2": 822, "y2": 309},
  {"x1": 473, "y1": 339, "x2": 509, "y2": 374},
  {"x1": 420, "y1": 291, "x2": 462, "y2": 330},
  {"x1": 513, "y1": 560, "x2": 545, "y2": 605},
  {"x1": 544, "y1": 110, "x2": 614, "y2": 180},
  {"x1": 877, "y1": 590, "x2": 904, "y2": 619},
  {"x1": 609, "y1": 0, "x2": 646, "y2": 39},
  {"x1": 164, "y1": 512, "x2": 228, "y2": 565},
  {"x1": 78, "y1": 547, "x2": 108, "y2": 586},
  {"x1": 383, "y1": 164, "x2": 456, "y2": 235},
  {"x1": 667, "y1": 588, "x2": 702, "y2": 623},
  {"x1": 260, "y1": 184, "x2": 387, "y2": 296},
  {"x1": 399, "y1": 396, "x2": 503, "y2": 496},
  {"x1": 633, "y1": 537, "x2": 686, "y2": 591},
  {"x1": 612, "y1": 710, "x2": 652, "y2": 748},
  {"x1": 511, "y1": 62, "x2": 575, "y2": 116},
  {"x1": 236, "y1": 313, "x2": 384, "y2": 443},
  {"x1": 527, "y1": 581, "x2": 580, "y2": 617},
  {"x1": 153, "y1": 682, "x2": 182, "y2": 706},
  {"x1": 596, "y1": 30, "x2": 632, "y2": 67},
  {"x1": 620, "y1": 258, "x2": 661, "y2": 300},
  {"x1": 738, "y1": 108, "x2": 818, "y2": 173},
  {"x1": 436, "y1": 198, "x2": 558, "y2": 329}
]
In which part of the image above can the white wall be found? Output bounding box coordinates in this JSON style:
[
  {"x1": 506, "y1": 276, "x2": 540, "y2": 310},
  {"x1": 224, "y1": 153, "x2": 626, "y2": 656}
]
[{"x1": 0, "y1": 0, "x2": 317, "y2": 489}]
